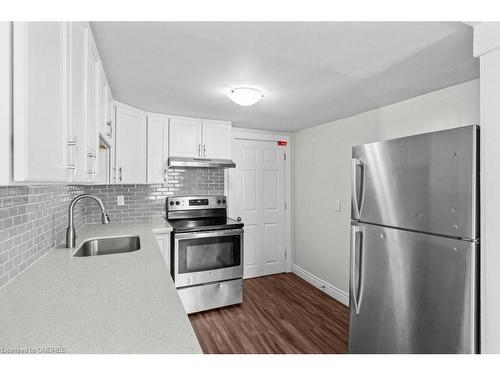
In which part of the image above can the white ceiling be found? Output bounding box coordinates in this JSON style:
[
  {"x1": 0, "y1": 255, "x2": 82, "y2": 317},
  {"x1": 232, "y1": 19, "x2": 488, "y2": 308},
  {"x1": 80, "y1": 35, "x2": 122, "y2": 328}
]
[{"x1": 91, "y1": 22, "x2": 478, "y2": 132}]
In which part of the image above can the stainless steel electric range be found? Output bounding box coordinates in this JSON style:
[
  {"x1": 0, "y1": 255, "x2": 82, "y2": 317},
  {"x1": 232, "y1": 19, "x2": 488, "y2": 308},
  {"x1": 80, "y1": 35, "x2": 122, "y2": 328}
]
[{"x1": 166, "y1": 195, "x2": 244, "y2": 314}]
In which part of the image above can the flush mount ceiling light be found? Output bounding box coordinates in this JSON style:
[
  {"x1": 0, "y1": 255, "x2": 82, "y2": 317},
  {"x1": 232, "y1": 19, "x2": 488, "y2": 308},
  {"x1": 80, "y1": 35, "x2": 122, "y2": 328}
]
[{"x1": 226, "y1": 87, "x2": 264, "y2": 106}]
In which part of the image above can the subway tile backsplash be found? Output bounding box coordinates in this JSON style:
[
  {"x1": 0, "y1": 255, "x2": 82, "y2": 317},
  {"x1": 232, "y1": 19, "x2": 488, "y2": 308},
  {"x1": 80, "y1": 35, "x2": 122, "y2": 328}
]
[
  {"x1": 84, "y1": 168, "x2": 224, "y2": 223},
  {"x1": 0, "y1": 168, "x2": 225, "y2": 288},
  {"x1": 0, "y1": 185, "x2": 87, "y2": 288}
]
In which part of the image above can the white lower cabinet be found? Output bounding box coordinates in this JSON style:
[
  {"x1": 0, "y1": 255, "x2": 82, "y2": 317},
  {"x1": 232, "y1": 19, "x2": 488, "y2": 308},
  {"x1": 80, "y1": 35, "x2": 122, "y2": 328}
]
[
  {"x1": 147, "y1": 114, "x2": 169, "y2": 183},
  {"x1": 155, "y1": 233, "x2": 171, "y2": 272},
  {"x1": 115, "y1": 102, "x2": 147, "y2": 183}
]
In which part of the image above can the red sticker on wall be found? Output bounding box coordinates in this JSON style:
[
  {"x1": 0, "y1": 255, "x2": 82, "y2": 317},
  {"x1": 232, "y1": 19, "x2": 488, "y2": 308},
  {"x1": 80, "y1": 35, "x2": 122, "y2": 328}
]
[{"x1": 277, "y1": 140, "x2": 288, "y2": 146}]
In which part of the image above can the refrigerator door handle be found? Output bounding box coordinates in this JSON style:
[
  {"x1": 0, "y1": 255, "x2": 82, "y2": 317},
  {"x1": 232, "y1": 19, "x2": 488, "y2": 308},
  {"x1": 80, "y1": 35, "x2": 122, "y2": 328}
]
[
  {"x1": 351, "y1": 159, "x2": 365, "y2": 219},
  {"x1": 350, "y1": 225, "x2": 364, "y2": 315}
]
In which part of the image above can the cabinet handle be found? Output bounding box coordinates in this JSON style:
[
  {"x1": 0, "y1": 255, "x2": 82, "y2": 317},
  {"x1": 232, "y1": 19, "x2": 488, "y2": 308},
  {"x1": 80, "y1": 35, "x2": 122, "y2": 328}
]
[
  {"x1": 198, "y1": 144, "x2": 201, "y2": 157},
  {"x1": 107, "y1": 120, "x2": 113, "y2": 138},
  {"x1": 118, "y1": 166, "x2": 123, "y2": 182},
  {"x1": 163, "y1": 168, "x2": 167, "y2": 182},
  {"x1": 204, "y1": 144, "x2": 207, "y2": 158},
  {"x1": 87, "y1": 152, "x2": 97, "y2": 176},
  {"x1": 67, "y1": 136, "x2": 79, "y2": 176}
]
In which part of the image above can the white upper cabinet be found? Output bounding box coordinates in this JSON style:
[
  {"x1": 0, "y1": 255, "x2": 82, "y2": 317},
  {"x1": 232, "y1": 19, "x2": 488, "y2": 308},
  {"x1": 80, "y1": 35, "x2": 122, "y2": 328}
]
[
  {"x1": 13, "y1": 22, "x2": 69, "y2": 182},
  {"x1": 68, "y1": 22, "x2": 89, "y2": 183},
  {"x1": 115, "y1": 102, "x2": 147, "y2": 184},
  {"x1": 147, "y1": 114, "x2": 169, "y2": 183},
  {"x1": 86, "y1": 32, "x2": 100, "y2": 182},
  {"x1": 99, "y1": 65, "x2": 113, "y2": 142},
  {"x1": 0, "y1": 23, "x2": 11, "y2": 185},
  {"x1": 11, "y1": 22, "x2": 114, "y2": 184},
  {"x1": 169, "y1": 118, "x2": 203, "y2": 158},
  {"x1": 98, "y1": 65, "x2": 106, "y2": 138},
  {"x1": 11, "y1": 22, "x2": 234, "y2": 184},
  {"x1": 169, "y1": 118, "x2": 231, "y2": 159},
  {"x1": 108, "y1": 96, "x2": 116, "y2": 183},
  {"x1": 105, "y1": 79, "x2": 114, "y2": 141},
  {"x1": 203, "y1": 120, "x2": 232, "y2": 159}
]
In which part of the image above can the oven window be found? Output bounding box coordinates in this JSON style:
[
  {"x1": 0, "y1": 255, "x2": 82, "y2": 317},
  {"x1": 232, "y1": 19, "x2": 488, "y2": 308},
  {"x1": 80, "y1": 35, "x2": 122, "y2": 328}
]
[{"x1": 177, "y1": 235, "x2": 241, "y2": 274}]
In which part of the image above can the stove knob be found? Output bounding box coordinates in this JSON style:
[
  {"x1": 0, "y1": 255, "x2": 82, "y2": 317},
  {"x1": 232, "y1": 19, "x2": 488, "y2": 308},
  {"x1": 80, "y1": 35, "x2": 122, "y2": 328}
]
[
  {"x1": 175, "y1": 201, "x2": 180, "y2": 205},
  {"x1": 169, "y1": 201, "x2": 174, "y2": 206},
  {"x1": 217, "y1": 199, "x2": 221, "y2": 204},
  {"x1": 222, "y1": 199, "x2": 226, "y2": 204}
]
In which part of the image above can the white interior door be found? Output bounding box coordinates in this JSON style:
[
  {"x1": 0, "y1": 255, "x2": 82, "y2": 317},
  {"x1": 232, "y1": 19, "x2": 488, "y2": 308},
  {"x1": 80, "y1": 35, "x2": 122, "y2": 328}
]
[{"x1": 229, "y1": 139, "x2": 286, "y2": 278}]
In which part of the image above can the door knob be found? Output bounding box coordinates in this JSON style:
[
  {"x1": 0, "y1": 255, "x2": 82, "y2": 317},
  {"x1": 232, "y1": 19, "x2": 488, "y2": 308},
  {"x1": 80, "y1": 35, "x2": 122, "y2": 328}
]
[{"x1": 237, "y1": 217, "x2": 242, "y2": 222}]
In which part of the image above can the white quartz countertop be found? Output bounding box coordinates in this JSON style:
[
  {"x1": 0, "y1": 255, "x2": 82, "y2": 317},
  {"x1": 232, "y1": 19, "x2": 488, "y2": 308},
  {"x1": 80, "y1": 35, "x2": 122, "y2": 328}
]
[{"x1": 0, "y1": 220, "x2": 202, "y2": 354}]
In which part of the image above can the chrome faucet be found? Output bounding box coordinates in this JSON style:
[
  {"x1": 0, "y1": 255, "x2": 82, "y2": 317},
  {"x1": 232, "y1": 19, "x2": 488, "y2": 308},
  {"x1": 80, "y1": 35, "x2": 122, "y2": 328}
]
[{"x1": 66, "y1": 194, "x2": 110, "y2": 248}]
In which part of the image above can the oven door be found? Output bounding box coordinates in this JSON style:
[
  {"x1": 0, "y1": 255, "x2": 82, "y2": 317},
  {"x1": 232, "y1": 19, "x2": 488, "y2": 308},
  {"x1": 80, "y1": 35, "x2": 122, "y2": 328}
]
[{"x1": 174, "y1": 228, "x2": 243, "y2": 288}]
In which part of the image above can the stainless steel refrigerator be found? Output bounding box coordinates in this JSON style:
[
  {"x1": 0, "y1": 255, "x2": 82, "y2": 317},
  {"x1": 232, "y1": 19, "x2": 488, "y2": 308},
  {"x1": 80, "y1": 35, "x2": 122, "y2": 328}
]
[{"x1": 348, "y1": 125, "x2": 479, "y2": 354}]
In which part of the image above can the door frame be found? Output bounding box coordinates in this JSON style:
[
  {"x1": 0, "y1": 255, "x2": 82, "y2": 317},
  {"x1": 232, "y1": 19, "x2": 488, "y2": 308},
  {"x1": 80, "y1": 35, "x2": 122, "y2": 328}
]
[{"x1": 227, "y1": 127, "x2": 292, "y2": 274}]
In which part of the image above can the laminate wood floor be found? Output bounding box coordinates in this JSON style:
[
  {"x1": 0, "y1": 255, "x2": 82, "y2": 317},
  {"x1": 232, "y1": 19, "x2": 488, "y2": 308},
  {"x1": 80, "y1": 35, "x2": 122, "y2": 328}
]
[{"x1": 188, "y1": 273, "x2": 350, "y2": 354}]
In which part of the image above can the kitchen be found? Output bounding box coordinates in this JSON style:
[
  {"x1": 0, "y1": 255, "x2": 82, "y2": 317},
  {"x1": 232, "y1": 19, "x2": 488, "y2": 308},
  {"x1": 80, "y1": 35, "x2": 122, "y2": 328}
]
[{"x1": 1, "y1": 3, "x2": 500, "y2": 372}]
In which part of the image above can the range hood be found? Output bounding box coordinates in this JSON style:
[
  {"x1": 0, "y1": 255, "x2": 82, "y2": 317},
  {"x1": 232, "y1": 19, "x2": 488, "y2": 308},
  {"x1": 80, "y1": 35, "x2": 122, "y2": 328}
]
[{"x1": 168, "y1": 157, "x2": 236, "y2": 169}]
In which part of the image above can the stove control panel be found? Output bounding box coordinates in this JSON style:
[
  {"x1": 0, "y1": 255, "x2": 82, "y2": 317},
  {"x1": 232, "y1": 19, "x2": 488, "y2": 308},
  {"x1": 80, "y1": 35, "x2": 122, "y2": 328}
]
[{"x1": 167, "y1": 195, "x2": 227, "y2": 211}]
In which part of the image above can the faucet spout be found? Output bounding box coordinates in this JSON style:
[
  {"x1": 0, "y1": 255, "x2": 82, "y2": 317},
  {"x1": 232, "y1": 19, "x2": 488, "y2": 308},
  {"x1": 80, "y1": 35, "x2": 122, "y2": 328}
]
[{"x1": 66, "y1": 194, "x2": 110, "y2": 248}]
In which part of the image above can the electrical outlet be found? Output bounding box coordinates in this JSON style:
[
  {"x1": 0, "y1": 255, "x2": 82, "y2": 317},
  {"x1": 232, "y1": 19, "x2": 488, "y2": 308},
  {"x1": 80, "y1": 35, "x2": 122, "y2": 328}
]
[
  {"x1": 335, "y1": 200, "x2": 342, "y2": 212},
  {"x1": 117, "y1": 195, "x2": 125, "y2": 206}
]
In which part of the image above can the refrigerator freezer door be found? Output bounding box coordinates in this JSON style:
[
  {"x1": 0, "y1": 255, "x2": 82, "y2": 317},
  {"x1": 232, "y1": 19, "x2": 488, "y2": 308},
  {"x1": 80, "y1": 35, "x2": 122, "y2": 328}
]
[
  {"x1": 352, "y1": 125, "x2": 478, "y2": 239},
  {"x1": 348, "y1": 222, "x2": 478, "y2": 353}
]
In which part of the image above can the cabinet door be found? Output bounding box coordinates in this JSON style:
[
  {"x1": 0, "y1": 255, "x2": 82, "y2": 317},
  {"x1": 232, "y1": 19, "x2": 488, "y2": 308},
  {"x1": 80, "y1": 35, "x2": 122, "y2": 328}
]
[
  {"x1": 98, "y1": 66, "x2": 113, "y2": 142},
  {"x1": 0, "y1": 23, "x2": 11, "y2": 185},
  {"x1": 169, "y1": 118, "x2": 203, "y2": 158},
  {"x1": 203, "y1": 120, "x2": 232, "y2": 159},
  {"x1": 155, "y1": 233, "x2": 171, "y2": 272},
  {"x1": 86, "y1": 33, "x2": 100, "y2": 182},
  {"x1": 105, "y1": 82, "x2": 114, "y2": 141},
  {"x1": 108, "y1": 97, "x2": 116, "y2": 183},
  {"x1": 147, "y1": 115, "x2": 169, "y2": 183},
  {"x1": 98, "y1": 64, "x2": 106, "y2": 138},
  {"x1": 115, "y1": 103, "x2": 147, "y2": 183},
  {"x1": 68, "y1": 22, "x2": 89, "y2": 183},
  {"x1": 13, "y1": 22, "x2": 69, "y2": 182}
]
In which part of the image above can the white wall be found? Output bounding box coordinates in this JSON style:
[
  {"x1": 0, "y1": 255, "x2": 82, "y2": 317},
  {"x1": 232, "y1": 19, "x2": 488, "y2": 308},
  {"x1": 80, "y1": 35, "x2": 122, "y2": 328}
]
[
  {"x1": 292, "y1": 79, "x2": 480, "y2": 300},
  {"x1": 0, "y1": 22, "x2": 12, "y2": 185}
]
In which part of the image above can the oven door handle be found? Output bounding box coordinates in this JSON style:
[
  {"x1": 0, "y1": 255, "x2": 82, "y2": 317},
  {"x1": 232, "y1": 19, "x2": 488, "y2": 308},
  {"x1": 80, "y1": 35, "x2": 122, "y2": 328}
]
[{"x1": 174, "y1": 228, "x2": 244, "y2": 240}]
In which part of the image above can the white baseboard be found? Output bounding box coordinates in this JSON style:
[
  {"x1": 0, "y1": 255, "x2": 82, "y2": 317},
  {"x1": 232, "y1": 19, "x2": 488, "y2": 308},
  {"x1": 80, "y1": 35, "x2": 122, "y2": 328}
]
[{"x1": 292, "y1": 264, "x2": 349, "y2": 306}]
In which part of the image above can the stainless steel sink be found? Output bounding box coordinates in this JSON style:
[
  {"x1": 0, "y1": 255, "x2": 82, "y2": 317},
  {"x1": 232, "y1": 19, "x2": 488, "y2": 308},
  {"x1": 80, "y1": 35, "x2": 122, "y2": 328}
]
[{"x1": 73, "y1": 236, "x2": 141, "y2": 257}]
